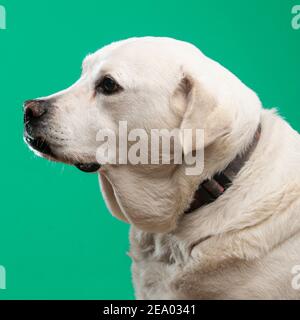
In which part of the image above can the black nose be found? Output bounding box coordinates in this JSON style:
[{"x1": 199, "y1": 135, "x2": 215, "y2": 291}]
[
  {"x1": 24, "y1": 100, "x2": 48, "y2": 124},
  {"x1": 23, "y1": 99, "x2": 54, "y2": 156}
]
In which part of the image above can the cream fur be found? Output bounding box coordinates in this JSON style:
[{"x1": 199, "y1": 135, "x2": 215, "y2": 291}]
[{"x1": 32, "y1": 37, "x2": 300, "y2": 299}]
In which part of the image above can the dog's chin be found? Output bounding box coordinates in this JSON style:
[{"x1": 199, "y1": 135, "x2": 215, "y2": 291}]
[
  {"x1": 24, "y1": 134, "x2": 101, "y2": 173},
  {"x1": 74, "y1": 163, "x2": 101, "y2": 173}
]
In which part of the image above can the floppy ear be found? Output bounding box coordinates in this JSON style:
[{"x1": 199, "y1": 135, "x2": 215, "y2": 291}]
[{"x1": 178, "y1": 75, "x2": 231, "y2": 155}]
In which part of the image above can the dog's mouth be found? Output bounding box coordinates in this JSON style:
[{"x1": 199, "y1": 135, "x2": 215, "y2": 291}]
[
  {"x1": 24, "y1": 134, "x2": 55, "y2": 158},
  {"x1": 75, "y1": 163, "x2": 101, "y2": 173},
  {"x1": 24, "y1": 133, "x2": 101, "y2": 173}
]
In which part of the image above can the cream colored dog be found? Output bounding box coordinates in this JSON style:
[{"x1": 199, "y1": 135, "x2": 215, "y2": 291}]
[{"x1": 24, "y1": 37, "x2": 300, "y2": 299}]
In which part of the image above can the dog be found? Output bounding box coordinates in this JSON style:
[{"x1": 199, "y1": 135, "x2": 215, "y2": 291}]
[{"x1": 24, "y1": 37, "x2": 300, "y2": 299}]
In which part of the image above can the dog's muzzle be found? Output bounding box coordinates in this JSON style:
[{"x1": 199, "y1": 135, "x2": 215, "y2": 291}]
[{"x1": 23, "y1": 99, "x2": 101, "y2": 173}]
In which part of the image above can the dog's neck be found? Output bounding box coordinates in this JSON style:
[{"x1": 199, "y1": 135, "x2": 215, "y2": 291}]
[
  {"x1": 101, "y1": 116, "x2": 262, "y2": 234},
  {"x1": 184, "y1": 123, "x2": 261, "y2": 214}
]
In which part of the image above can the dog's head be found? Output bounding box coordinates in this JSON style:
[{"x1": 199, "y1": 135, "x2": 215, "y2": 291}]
[{"x1": 24, "y1": 37, "x2": 261, "y2": 232}]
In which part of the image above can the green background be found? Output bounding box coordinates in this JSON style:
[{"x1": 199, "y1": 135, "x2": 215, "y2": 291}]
[{"x1": 0, "y1": 0, "x2": 299, "y2": 299}]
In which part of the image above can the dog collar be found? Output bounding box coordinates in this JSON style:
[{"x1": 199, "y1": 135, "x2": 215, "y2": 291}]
[{"x1": 185, "y1": 124, "x2": 261, "y2": 214}]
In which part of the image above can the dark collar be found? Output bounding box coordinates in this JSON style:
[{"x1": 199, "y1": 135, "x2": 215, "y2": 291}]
[{"x1": 185, "y1": 124, "x2": 261, "y2": 214}]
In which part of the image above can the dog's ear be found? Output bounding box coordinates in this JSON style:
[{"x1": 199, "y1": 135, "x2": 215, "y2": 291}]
[
  {"x1": 98, "y1": 174, "x2": 129, "y2": 223},
  {"x1": 177, "y1": 74, "x2": 231, "y2": 155}
]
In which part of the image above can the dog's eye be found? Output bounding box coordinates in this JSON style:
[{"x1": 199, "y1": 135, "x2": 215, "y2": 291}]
[{"x1": 95, "y1": 76, "x2": 121, "y2": 95}]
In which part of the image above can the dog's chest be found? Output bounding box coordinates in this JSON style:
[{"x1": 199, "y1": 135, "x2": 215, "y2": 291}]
[{"x1": 129, "y1": 229, "x2": 187, "y2": 299}]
